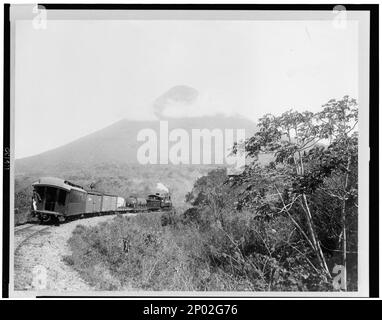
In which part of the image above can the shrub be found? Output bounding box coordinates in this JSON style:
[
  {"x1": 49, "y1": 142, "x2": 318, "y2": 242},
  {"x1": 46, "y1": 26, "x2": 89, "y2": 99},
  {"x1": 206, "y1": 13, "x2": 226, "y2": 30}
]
[{"x1": 65, "y1": 207, "x2": 333, "y2": 291}]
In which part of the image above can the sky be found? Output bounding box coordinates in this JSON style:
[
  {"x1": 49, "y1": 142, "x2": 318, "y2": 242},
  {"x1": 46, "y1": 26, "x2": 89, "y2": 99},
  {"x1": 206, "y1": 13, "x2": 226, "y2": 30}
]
[{"x1": 14, "y1": 18, "x2": 358, "y2": 159}]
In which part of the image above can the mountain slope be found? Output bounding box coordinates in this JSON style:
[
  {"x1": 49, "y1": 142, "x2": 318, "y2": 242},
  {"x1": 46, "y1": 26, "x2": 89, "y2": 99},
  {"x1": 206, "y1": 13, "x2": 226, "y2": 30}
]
[{"x1": 16, "y1": 115, "x2": 257, "y2": 174}]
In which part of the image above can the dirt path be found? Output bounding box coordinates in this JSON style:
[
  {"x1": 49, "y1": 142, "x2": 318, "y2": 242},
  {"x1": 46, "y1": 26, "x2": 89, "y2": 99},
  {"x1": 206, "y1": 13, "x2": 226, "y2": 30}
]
[{"x1": 13, "y1": 214, "x2": 135, "y2": 294}]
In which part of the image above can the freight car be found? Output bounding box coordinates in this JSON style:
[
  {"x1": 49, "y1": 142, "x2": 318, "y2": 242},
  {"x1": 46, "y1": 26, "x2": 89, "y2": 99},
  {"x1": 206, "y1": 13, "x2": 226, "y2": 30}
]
[
  {"x1": 31, "y1": 177, "x2": 120, "y2": 224},
  {"x1": 117, "y1": 197, "x2": 126, "y2": 208}
]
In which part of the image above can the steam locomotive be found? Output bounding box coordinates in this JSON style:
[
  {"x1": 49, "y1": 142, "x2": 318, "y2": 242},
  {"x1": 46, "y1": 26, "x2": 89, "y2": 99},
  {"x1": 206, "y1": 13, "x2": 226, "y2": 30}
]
[
  {"x1": 127, "y1": 193, "x2": 172, "y2": 212},
  {"x1": 31, "y1": 177, "x2": 172, "y2": 224}
]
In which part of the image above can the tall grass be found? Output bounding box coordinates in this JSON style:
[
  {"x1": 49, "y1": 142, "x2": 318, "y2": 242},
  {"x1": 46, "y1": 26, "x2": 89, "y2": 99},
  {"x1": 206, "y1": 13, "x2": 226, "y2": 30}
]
[{"x1": 65, "y1": 209, "x2": 332, "y2": 291}]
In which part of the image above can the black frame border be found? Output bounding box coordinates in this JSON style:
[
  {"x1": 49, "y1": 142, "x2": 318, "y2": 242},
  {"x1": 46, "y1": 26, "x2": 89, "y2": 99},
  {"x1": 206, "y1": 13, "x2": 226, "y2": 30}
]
[
  {"x1": 2, "y1": 3, "x2": 379, "y2": 299},
  {"x1": 3, "y1": 3, "x2": 10, "y2": 299}
]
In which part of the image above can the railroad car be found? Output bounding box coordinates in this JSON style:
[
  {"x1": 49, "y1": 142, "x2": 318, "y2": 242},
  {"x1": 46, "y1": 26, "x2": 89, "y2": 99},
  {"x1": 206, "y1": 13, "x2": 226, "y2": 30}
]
[
  {"x1": 126, "y1": 196, "x2": 147, "y2": 212},
  {"x1": 136, "y1": 197, "x2": 147, "y2": 207},
  {"x1": 126, "y1": 196, "x2": 137, "y2": 208},
  {"x1": 86, "y1": 191, "x2": 103, "y2": 213},
  {"x1": 117, "y1": 197, "x2": 126, "y2": 208},
  {"x1": 31, "y1": 177, "x2": 119, "y2": 224}
]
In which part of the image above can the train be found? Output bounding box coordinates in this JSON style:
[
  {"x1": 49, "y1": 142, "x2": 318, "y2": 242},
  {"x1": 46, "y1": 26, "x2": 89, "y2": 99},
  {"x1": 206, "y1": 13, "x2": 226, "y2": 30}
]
[{"x1": 31, "y1": 177, "x2": 172, "y2": 224}]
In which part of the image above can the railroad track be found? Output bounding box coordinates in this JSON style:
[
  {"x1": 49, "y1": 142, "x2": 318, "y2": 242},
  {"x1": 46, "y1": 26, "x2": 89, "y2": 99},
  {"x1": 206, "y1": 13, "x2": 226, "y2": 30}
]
[
  {"x1": 13, "y1": 211, "x2": 138, "y2": 250},
  {"x1": 14, "y1": 224, "x2": 52, "y2": 255},
  {"x1": 14, "y1": 209, "x2": 169, "y2": 253}
]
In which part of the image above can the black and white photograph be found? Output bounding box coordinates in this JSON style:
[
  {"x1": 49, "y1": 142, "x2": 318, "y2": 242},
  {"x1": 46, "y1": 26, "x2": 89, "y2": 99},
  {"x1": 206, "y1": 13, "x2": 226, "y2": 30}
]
[{"x1": 2, "y1": 3, "x2": 377, "y2": 298}]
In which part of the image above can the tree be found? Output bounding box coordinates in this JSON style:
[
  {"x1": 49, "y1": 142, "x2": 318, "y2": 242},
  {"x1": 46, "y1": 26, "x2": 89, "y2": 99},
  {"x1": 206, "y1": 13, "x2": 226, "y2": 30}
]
[
  {"x1": 185, "y1": 168, "x2": 233, "y2": 226},
  {"x1": 313, "y1": 96, "x2": 358, "y2": 290},
  {"x1": 231, "y1": 96, "x2": 359, "y2": 286}
]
